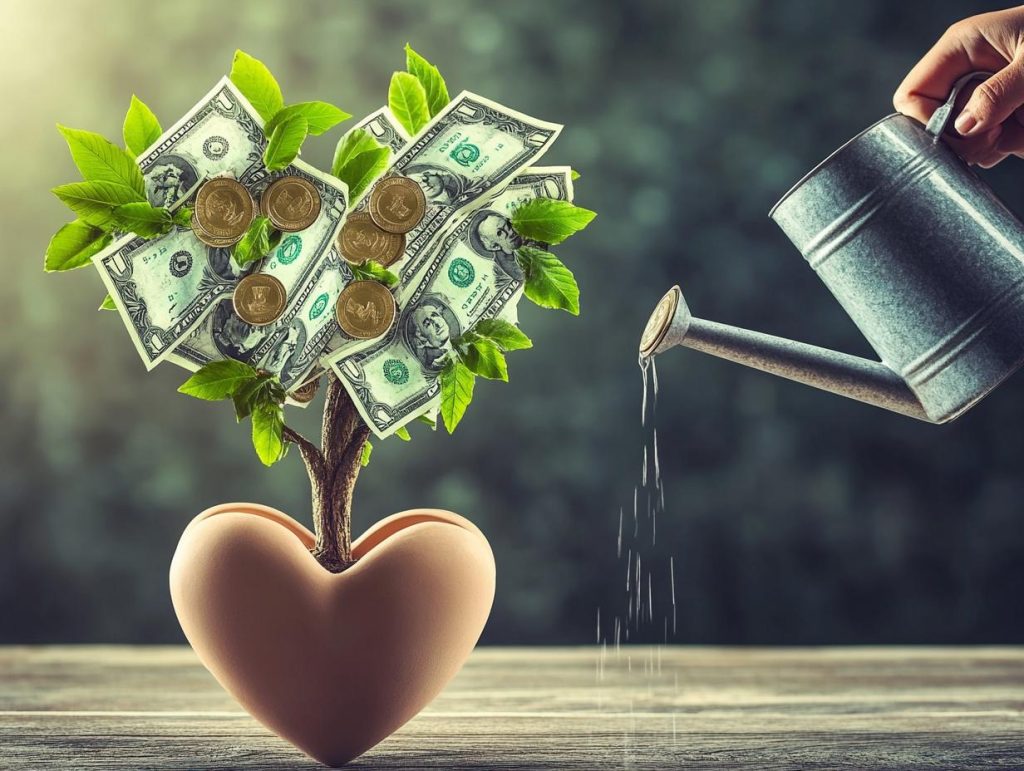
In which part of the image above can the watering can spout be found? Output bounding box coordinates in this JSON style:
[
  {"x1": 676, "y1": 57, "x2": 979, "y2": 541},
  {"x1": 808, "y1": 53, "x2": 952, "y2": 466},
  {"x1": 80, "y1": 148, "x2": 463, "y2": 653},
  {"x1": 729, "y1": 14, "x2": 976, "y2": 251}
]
[{"x1": 639, "y1": 286, "x2": 933, "y2": 422}]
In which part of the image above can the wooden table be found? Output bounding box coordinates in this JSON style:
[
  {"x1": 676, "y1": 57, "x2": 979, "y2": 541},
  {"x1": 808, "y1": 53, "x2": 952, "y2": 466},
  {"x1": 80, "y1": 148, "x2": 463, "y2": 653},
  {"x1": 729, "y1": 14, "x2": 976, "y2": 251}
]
[{"x1": 1, "y1": 646, "x2": 1021, "y2": 769}]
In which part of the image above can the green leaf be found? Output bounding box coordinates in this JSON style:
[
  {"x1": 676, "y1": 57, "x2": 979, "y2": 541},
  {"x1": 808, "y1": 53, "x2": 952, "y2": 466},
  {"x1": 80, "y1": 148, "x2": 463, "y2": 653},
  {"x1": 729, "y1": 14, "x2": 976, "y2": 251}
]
[
  {"x1": 461, "y1": 339, "x2": 508, "y2": 381},
  {"x1": 263, "y1": 115, "x2": 308, "y2": 171},
  {"x1": 252, "y1": 401, "x2": 285, "y2": 466},
  {"x1": 416, "y1": 414, "x2": 437, "y2": 430},
  {"x1": 98, "y1": 294, "x2": 116, "y2": 311},
  {"x1": 395, "y1": 426, "x2": 412, "y2": 441},
  {"x1": 57, "y1": 125, "x2": 146, "y2": 198},
  {"x1": 361, "y1": 440, "x2": 373, "y2": 467},
  {"x1": 511, "y1": 198, "x2": 596, "y2": 245},
  {"x1": 266, "y1": 101, "x2": 350, "y2": 137},
  {"x1": 230, "y1": 50, "x2": 284, "y2": 122},
  {"x1": 350, "y1": 259, "x2": 399, "y2": 287},
  {"x1": 110, "y1": 202, "x2": 172, "y2": 238},
  {"x1": 178, "y1": 359, "x2": 260, "y2": 401},
  {"x1": 332, "y1": 128, "x2": 383, "y2": 178},
  {"x1": 388, "y1": 72, "x2": 430, "y2": 135},
  {"x1": 335, "y1": 146, "x2": 390, "y2": 202},
  {"x1": 571, "y1": 169, "x2": 580, "y2": 181},
  {"x1": 172, "y1": 206, "x2": 193, "y2": 229},
  {"x1": 233, "y1": 216, "x2": 273, "y2": 267},
  {"x1": 122, "y1": 95, "x2": 162, "y2": 157},
  {"x1": 439, "y1": 357, "x2": 475, "y2": 434},
  {"x1": 232, "y1": 374, "x2": 273, "y2": 422},
  {"x1": 405, "y1": 44, "x2": 450, "y2": 117},
  {"x1": 472, "y1": 319, "x2": 533, "y2": 351},
  {"x1": 517, "y1": 246, "x2": 580, "y2": 315},
  {"x1": 44, "y1": 220, "x2": 111, "y2": 272},
  {"x1": 52, "y1": 180, "x2": 145, "y2": 229}
]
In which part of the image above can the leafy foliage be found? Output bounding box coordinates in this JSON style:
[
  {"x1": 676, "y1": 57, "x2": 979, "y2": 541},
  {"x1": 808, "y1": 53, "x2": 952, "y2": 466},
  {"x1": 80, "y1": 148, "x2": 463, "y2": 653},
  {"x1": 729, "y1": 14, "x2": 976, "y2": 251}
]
[
  {"x1": 233, "y1": 215, "x2": 275, "y2": 267},
  {"x1": 44, "y1": 220, "x2": 111, "y2": 272},
  {"x1": 265, "y1": 101, "x2": 350, "y2": 137},
  {"x1": 439, "y1": 356, "x2": 476, "y2": 434},
  {"x1": 263, "y1": 114, "x2": 308, "y2": 171},
  {"x1": 510, "y1": 198, "x2": 596, "y2": 245},
  {"x1": 516, "y1": 246, "x2": 580, "y2": 315},
  {"x1": 229, "y1": 50, "x2": 284, "y2": 122},
  {"x1": 51, "y1": 180, "x2": 145, "y2": 230},
  {"x1": 178, "y1": 360, "x2": 289, "y2": 466},
  {"x1": 110, "y1": 202, "x2": 173, "y2": 238},
  {"x1": 122, "y1": 95, "x2": 162, "y2": 158},
  {"x1": 389, "y1": 72, "x2": 431, "y2": 135},
  {"x1": 334, "y1": 145, "x2": 390, "y2": 202},
  {"x1": 349, "y1": 259, "x2": 398, "y2": 287},
  {"x1": 57, "y1": 125, "x2": 146, "y2": 198},
  {"x1": 405, "y1": 44, "x2": 450, "y2": 117},
  {"x1": 98, "y1": 294, "x2": 116, "y2": 311}
]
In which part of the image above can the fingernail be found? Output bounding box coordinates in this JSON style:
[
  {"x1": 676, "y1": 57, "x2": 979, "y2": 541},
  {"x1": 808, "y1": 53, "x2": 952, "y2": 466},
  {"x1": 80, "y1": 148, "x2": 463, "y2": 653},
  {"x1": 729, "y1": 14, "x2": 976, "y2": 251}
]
[{"x1": 955, "y1": 110, "x2": 978, "y2": 136}]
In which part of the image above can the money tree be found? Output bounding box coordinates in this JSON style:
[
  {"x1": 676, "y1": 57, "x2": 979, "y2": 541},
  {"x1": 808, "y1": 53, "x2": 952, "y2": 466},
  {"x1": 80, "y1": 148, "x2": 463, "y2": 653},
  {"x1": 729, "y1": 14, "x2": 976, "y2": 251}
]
[{"x1": 44, "y1": 48, "x2": 594, "y2": 573}]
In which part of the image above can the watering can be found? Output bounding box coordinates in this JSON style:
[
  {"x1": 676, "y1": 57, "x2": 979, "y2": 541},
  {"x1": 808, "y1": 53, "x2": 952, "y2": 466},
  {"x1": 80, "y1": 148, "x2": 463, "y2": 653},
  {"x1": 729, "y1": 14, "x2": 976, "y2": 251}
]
[{"x1": 640, "y1": 72, "x2": 1024, "y2": 424}]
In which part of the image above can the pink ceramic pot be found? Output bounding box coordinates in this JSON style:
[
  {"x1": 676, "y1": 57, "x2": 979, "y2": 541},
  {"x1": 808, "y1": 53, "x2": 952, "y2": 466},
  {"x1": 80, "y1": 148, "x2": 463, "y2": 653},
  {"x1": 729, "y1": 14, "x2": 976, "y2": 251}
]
[{"x1": 169, "y1": 503, "x2": 495, "y2": 767}]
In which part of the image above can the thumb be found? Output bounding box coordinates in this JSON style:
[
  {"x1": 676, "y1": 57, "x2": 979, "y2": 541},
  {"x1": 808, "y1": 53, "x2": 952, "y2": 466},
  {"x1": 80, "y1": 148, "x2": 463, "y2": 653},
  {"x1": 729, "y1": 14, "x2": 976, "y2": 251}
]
[{"x1": 956, "y1": 57, "x2": 1024, "y2": 136}]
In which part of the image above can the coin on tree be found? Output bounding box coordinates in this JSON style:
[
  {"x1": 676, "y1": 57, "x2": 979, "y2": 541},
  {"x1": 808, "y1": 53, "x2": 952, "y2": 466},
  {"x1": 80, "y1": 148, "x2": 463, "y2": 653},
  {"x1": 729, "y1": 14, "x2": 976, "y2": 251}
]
[
  {"x1": 190, "y1": 212, "x2": 240, "y2": 248},
  {"x1": 291, "y1": 376, "x2": 321, "y2": 403},
  {"x1": 260, "y1": 176, "x2": 321, "y2": 232},
  {"x1": 368, "y1": 175, "x2": 426, "y2": 234},
  {"x1": 233, "y1": 273, "x2": 287, "y2": 326},
  {"x1": 338, "y1": 212, "x2": 406, "y2": 266},
  {"x1": 336, "y1": 280, "x2": 397, "y2": 339},
  {"x1": 194, "y1": 177, "x2": 255, "y2": 242}
]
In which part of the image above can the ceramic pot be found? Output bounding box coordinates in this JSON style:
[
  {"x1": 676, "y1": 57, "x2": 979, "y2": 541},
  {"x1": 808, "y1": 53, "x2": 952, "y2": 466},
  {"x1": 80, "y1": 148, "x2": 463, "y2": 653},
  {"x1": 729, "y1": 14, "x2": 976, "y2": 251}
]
[{"x1": 169, "y1": 502, "x2": 495, "y2": 767}]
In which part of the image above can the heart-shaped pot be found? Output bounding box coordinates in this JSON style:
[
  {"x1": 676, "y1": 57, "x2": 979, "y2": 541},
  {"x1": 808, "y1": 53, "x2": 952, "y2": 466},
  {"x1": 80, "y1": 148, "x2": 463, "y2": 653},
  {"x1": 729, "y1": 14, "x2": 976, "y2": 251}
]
[{"x1": 169, "y1": 503, "x2": 495, "y2": 767}]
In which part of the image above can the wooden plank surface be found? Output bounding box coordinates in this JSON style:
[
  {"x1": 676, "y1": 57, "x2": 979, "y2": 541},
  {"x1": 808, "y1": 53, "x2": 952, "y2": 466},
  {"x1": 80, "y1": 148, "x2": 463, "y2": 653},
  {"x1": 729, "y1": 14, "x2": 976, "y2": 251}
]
[{"x1": 0, "y1": 646, "x2": 1022, "y2": 769}]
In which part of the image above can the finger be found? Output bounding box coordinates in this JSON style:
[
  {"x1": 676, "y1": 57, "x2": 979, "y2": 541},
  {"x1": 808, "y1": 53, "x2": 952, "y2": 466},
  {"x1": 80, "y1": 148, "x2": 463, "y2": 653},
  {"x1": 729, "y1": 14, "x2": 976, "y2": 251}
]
[
  {"x1": 893, "y1": 27, "x2": 975, "y2": 124},
  {"x1": 956, "y1": 54, "x2": 1024, "y2": 135},
  {"x1": 943, "y1": 123, "x2": 1003, "y2": 164}
]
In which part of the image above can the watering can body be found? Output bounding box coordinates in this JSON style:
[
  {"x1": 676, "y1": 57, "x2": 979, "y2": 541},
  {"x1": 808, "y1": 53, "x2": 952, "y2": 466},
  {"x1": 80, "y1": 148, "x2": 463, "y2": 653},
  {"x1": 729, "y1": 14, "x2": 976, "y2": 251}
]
[{"x1": 642, "y1": 74, "x2": 1024, "y2": 423}]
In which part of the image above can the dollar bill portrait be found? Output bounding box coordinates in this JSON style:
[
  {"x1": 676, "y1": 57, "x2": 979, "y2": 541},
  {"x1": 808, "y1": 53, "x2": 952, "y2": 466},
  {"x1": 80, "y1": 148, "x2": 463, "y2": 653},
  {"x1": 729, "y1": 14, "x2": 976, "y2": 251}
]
[
  {"x1": 403, "y1": 296, "x2": 461, "y2": 371},
  {"x1": 263, "y1": 321, "x2": 307, "y2": 385},
  {"x1": 404, "y1": 163, "x2": 470, "y2": 206},
  {"x1": 146, "y1": 154, "x2": 200, "y2": 208},
  {"x1": 206, "y1": 246, "x2": 246, "y2": 282},
  {"x1": 211, "y1": 301, "x2": 260, "y2": 362},
  {"x1": 467, "y1": 208, "x2": 524, "y2": 279}
]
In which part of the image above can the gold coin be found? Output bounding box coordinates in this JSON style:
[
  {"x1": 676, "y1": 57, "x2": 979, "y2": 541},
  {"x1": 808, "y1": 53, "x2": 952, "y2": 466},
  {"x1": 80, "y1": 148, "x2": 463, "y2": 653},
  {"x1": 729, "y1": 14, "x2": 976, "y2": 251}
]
[
  {"x1": 337, "y1": 212, "x2": 406, "y2": 266},
  {"x1": 195, "y1": 177, "x2": 255, "y2": 241},
  {"x1": 190, "y1": 212, "x2": 240, "y2": 247},
  {"x1": 336, "y1": 281, "x2": 397, "y2": 339},
  {"x1": 291, "y1": 376, "x2": 321, "y2": 403},
  {"x1": 233, "y1": 273, "x2": 287, "y2": 326},
  {"x1": 260, "y1": 176, "x2": 321, "y2": 232},
  {"x1": 368, "y1": 175, "x2": 426, "y2": 234}
]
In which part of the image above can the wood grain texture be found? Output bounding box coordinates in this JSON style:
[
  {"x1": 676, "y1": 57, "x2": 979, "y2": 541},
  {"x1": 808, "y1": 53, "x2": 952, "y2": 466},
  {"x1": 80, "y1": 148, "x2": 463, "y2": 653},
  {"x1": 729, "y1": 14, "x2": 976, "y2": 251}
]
[{"x1": 0, "y1": 646, "x2": 1022, "y2": 769}]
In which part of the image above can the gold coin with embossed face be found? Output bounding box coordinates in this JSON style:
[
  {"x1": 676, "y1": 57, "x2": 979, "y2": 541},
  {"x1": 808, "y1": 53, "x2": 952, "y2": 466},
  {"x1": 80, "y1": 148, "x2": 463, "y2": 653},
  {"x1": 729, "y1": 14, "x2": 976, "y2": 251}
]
[
  {"x1": 195, "y1": 177, "x2": 255, "y2": 241},
  {"x1": 233, "y1": 273, "x2": 287, "y2": 326},
  {"x1": 336, "y1": 280, "x2": 396, "y2": 339},
  {"x1": 338, "y1": 212, "x2": 406, "y2": 266},
  {"x1": 260, "y1": 176, "x2": 321, "y2": 232},
  {"x1": 190, "y1": 212, "x2": 239, "y2": 247},
  {"x1": 291, "y1": 376, "x2": 321, "y2": 403},
  {"x1": 368, "y1": 175, "x2": 426, "y2": 234}
]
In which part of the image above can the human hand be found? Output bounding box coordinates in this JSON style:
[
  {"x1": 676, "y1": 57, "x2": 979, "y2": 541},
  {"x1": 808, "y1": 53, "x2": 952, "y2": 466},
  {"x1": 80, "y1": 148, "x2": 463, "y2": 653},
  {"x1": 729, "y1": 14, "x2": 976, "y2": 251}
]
[{"x1": 894, "y1": 6, "x2": 1024, "y2": 167}]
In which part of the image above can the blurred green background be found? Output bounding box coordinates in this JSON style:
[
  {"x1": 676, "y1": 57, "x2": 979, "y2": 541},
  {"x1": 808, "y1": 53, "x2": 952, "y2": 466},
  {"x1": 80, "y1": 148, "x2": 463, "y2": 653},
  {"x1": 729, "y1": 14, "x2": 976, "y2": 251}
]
[{"x1": 2, "y1": 0, "x2": 1022, "y2": 645}]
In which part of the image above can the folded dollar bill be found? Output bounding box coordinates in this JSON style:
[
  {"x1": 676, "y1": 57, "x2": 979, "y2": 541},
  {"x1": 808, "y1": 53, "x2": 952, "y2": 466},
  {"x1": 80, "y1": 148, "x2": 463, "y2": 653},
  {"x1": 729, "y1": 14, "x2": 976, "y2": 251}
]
[
  {"x1": 328, "y1": 166, "x2": 574, "y2": 438},
  {"x1": 92, "y1": 77, "x2": 349, "y2": 370}
]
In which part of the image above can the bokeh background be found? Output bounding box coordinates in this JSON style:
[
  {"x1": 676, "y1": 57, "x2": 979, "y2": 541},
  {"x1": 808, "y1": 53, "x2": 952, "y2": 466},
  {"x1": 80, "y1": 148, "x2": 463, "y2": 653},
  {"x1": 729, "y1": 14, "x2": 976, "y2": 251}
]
[{"x1": 2, "y1": 0, "x2": 1022, "y2": 645}]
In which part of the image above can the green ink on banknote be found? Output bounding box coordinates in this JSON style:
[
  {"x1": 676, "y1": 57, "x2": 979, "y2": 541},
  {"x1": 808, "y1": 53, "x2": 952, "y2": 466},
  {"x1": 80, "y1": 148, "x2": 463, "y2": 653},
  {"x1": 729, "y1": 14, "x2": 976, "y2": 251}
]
[
  {"x1": 383, "y1": 358, "x2": 410, "y2": 385},
  {"x1": 309, "y1": 292, "x2": 329, "y2": 320},
  {"x1": 448, "y1": 257, "x2": 474, "y2": 288},
  {"x1": 449, "y1": 140, "x2": 480, "y2": 167},
  {"x1": 277, "y1": 234, "x2": 302, "y2": 265}
]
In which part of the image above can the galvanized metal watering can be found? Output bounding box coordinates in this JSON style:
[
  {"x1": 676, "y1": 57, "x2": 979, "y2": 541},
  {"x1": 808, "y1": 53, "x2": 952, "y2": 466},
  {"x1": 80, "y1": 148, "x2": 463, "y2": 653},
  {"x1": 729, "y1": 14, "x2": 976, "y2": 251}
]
[{"x1": 640, "y1": 72, "x2": 1024, "y2": 424}]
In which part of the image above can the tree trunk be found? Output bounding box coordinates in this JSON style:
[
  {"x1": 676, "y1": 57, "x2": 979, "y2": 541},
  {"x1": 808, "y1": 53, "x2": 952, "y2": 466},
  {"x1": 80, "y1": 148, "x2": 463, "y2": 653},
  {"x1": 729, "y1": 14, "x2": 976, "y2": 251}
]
[{"x1": 285, "y1": 375, "x2": 370, "y2": 573}]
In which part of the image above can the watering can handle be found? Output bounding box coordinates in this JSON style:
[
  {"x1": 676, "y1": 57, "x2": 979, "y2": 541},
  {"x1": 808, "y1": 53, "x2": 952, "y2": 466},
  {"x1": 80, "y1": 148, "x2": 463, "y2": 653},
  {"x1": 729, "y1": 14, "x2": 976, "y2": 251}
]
[{"x1": 925, "y1": 70, "x2": 996, "y2": 139}]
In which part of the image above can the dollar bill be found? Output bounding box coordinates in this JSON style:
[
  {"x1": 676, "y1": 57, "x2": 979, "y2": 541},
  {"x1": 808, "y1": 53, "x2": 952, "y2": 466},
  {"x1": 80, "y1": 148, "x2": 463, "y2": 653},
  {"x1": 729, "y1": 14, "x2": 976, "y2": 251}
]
[
  {"x1": 92, "y1": 77, "x2": 348, "y2": 369},
  {"x1": 167, "y1": 247, "x2": 348, "y2": 390},
  {"x1": 327, "y1": 166, "x2": 574, "y2": 437},
  {"x1": 354, "y1": 91, "x2": 562, "y2": 283}
]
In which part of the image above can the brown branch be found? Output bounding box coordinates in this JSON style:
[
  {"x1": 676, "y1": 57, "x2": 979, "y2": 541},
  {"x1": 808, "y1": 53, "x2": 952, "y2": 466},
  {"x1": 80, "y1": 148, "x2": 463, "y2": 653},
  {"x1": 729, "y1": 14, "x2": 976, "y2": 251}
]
[{"x1": 286, "y1": 375, "x2": 370, "y2": 573}]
